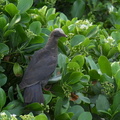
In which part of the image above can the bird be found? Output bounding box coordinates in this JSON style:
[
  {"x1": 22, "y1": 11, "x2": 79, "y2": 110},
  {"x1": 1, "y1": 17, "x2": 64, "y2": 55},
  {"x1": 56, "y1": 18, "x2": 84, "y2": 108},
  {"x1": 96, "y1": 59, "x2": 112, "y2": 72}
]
[{"x1": 19, "y1": 28, "x2": 67, "y2": 104}]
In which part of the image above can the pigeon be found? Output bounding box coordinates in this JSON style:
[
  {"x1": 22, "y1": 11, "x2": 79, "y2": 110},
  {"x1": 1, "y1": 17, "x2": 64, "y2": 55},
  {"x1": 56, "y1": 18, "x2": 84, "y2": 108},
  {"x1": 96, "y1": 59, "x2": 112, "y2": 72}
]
[{"x1": 19, "y1": 28, "x2": 67, "y2": 104}]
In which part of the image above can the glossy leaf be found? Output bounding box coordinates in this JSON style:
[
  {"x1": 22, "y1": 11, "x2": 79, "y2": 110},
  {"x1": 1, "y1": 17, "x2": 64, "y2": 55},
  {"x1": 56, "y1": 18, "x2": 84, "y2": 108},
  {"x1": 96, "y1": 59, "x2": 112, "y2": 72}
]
[
  {"x1": 111, "y1": 62, "x2": 120, "y2": 76},
  {"x1": 98, "y1": 56, "x2": 112, "y2": 77},
  {"x1": 8, "y1": 86, "x2": 14, "y2": 101},
  {"x1": 30, "y1": 36, "x2": 44, "y2": 44},
  {"x1": 0, "y1": 43, "x2": 9, "y2": 59},
  {"x1": 67, "y1": 62, "x2": 80, "y2": 71},
  {"x1": 78, "y1": 112, "x2": 92, "y2": 120},
  {"x1": 46, "y1": 8, "x2": 56, "y2": 20},
  {"x1": 70, "y1": 35, "x2": 85, "y2": 47},
  {"x1": 96, "y1": 94, "x2": 110, "y2": 111},
  {"x1": 9, "y1": 14, "x2": 21, "y2": 28},
  {"x1": 25, "y1": 103, "x2": 43, "y2": 111},
  {"x1": 86, "y1": 25, "x2": 98, "y2": 38},
  {"x1": 21, "y1": 13, "x2": 31, "y2": 23},
  {"x1": 13, "y1": 63, "x2": 23, "y2": 77},
  {"x1": 16, "y1": 85, "x2": 24, "y2": 103},
  {"x1": 58, "y1": 53, "x2": 68, "y2": 69},
  {"x1": 76, "y1": 93, "x2": 90, "y2": 104},
  {"x1": 85, "y1": 56, "x2": 98, "y2": 70},
  {"x1": 72, "y1": 55, "x2": 84, "y2": 69},
  {"x1": 5, "y1": 3, "x2": 19, "y2": 17},
  {"x1": 68, "y1": 72, "x2": 82, "y2": 84},
  {"x1": 89, "y1": 70, "x2": 100, "y2": 80},
  {"x1": 112, "y1": 91, "x2": 120, "y2": 112},
  {"x1": 115, "y1": 70, "x2": 120, "y2": 90},
  {"x1": 111, "y1": 31, "x2": 120, "y2": 43},
  {"x1": 100, "y1": 74, "x2": 114, "y2": 83},
  {"x1": 35, "y1": 113, "x2": 48, "y2": 120},
  {"x1": 29, "y1": 21, "x2": 41, "y2": 35},
  {"x1": 56, "y1": 113, "x2": 73, "y2": 120},
  {"x1": 44, "y1": 91, "x2": 52, "y2": 105},
  {"x1": 17, "y1": 0, "x2": 33, "y2": 13},
  {"x1": 0, "y1": 73, "x2": 7, "y2": 87},
  {"x1": 0, "y1": 17, "x2": 7, "y2": 29},
  {"x1": 54, "y1": 97, "x2": 63, "y2": 117},
  {"x1": 0, "y1": 88, "x2": 6, "y2": 110},
  {"x1": 71, "y1": 0, "x2": 85, "y2": 18},
  {"x1": 68, "y1": 105, "x2": 84, "y2": 120}
]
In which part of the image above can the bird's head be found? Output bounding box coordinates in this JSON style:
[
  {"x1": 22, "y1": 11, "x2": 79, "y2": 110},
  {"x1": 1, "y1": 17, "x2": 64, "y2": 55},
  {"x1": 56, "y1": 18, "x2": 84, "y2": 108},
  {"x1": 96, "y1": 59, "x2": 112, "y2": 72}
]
[{"x1": 51, "y1": 28, "x2": 67, "y2": 38}]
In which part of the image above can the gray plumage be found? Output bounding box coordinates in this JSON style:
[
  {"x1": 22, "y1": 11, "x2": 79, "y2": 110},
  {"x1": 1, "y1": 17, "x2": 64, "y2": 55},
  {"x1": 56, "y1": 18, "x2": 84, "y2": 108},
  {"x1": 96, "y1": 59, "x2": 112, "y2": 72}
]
[{"x1": 19, "y1": 28, "x2": 67, "y2": 104}]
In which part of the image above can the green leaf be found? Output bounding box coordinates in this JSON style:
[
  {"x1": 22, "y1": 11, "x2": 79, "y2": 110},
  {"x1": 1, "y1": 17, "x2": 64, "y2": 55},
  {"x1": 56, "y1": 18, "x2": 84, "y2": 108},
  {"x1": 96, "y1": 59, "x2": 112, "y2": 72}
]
[
  {"x1": 72, "y1": 55, "x2": 84, "y2": 69},
  {"x1": 17, "y1": 0, "x2": 33, "y2": 13},
  {"x1": 70, "y1": 35, "x2": 85, "y2": 47},
  {"x1": 58, "y1": 53, "x2": 67, "y2": 69},
  {"x1": 8, "y1": 86, "x2": 14, "y2": 101},
  {"x1": 78, "y1": 112, "x2": 92, "y2": 120},
  {"x1": 111, "y1": 31, "x2": 120, "y2": 43},
  {"x1": 68, "y1": 72, "x2": 82, "y2": 84},
  {"x1": 54, "y1": 97, "x2": 63, "y2": 117},
  {"x1": 44, "y1": 91, "x2": 52, "y2": 105},
  {"x1": 35, "y1": 113, "x2": 48, "y2": 120},
  {"x1": 112, "y1": 91, "x2": 120, "y2": 112},
  {"x1": 80, "y1": 75, "x2": 90, "y2": 85},
  {"x1": 107, "y1": 47, "x2": 118, "y2": 58},
  {"x1": 13, "y1": 63, "x2": 23, "y2": 77},
  {"x1": 86, "y1": 25, "x2": 98, "y2": 38},
  {"x1": 60, "y1": 13, "x2": 68, "y2": 21},
  {"x1": 21, "y1": 13, "x2": 31, "y2": 23},
  {"x1": 89, "y1": 70, "x2": 100, "y2": 80},
  {"x1": 98, "y1": 56, "x2": 112, "y2": 77},
  {"x1": 115, "y1": 70, "x2": 120, "y2": 90},
  {"x1": 51, "y1": 85, "x2": 64, "y2": 97},
  {"x1": 3, "y1": 29, "x2": 16, "y2": 37},
  {"x1": 96, "y1": 94, "x2": 110, "y2": 111},
  {"x1": 56, "y1": 113, "x2": 73, "y2": 120},
  {"x1": 85, "y1": 56, "x2": 98, "y2": 70},
  {"x1": 0, "y1": 17, "x2": 7, "y2": 29},
  {"x1": 3, "y1": 100, "x2": 21, "y2": 110},
  {"x1": 76, "y1": 93, "x2": 90, "y2": 104},
  {"x1": 112, "y1": 112, "x2": 120, "y2": 120},
  {"x1": 9, "y1": 14, "x2": 21, "y2": 28},
  {"x1": 0, "y1": 88, "x2": 6, "y2": 110},
  {"x1": 25, "y1": 103, "x2": 43, "y2": 111},
  {"x1": 68, "y1": 105, "x2": 84, "y2": 120},
  {"x1": 39, "y1": 6, "x2": 47, "y2": 16},
  {"x1": 0, "y1": 66, "x2": 5, "y2": 72},
  {"x1": 67, "y1": 62, "x2": 80, "y2": 71},
  {"x1": 58, "y1": 40, "x2": 67, "y2": 55},
  {"x1": 46, "y1": 8, "x2": 56, "y2": 19},
  {"x1": 30, "y1": 36, "x2": 44, "y2": 44},
  {"x1": 102, "y1": 43, "x2": 110, "y2": 56},
  {"x1": 29, "y1": 21, "x2": 41, "y2": 35},
  {"x1": 16, "y1": 85, "x2": 24, "y2": 103},
  {"x1": 3, "y1": 100, "x2": 23, "y2": 116},
  {"x1": 71, "y1": 0, "x2": 85, "y2": 18},
  {"x1": 0, "y1": 73, "x2": 7, "y2": 87},
  {"x1": 0, "y1": 43, "x2": 9, "y2": 59},
  {"x1": 100, "y1": 74, "x2": 114, "y2": 83},
  {"x1": 111, "y1": 62, "x2": 120, "y2": 76},
  {"x1": 5, "y1": 3, "x2": 19, "y2": 17}
]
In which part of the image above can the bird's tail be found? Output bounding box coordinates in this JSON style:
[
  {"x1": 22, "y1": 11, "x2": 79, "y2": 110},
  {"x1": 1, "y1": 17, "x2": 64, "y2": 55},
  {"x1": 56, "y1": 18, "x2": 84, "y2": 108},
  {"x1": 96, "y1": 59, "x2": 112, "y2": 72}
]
[{"x1": 24, "y1": 83, "x2": 44, "y2": 104}]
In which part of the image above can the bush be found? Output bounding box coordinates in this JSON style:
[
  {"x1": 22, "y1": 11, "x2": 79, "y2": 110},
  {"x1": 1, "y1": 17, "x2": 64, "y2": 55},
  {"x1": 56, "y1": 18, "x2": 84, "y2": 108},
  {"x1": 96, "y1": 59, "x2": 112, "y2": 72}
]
[{"x1": 1, "y1": 0, "x2": 120, "y2": 120}]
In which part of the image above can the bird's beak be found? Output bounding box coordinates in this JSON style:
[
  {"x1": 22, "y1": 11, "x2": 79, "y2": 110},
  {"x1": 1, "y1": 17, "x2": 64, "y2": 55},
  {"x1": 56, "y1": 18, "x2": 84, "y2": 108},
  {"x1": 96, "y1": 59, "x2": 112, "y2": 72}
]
[
  {"x1": 65, "y1": 35, "x2": 67, "y2": 37},
  {"x1": 63, "y1": 34, "x2": 67, "y2": 38}
]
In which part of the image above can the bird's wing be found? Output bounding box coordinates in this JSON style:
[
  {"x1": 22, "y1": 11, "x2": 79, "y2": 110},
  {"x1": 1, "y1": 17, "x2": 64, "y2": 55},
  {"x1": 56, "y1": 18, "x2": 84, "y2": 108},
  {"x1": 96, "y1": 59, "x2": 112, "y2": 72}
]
[{"x1": 19, "y1": 48, "x2": 57, "y2": 89}]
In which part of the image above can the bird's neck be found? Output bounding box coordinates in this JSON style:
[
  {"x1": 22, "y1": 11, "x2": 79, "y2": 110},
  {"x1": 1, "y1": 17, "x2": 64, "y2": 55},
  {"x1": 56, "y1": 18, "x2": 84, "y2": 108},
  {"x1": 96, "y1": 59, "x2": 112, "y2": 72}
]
[{"x1": 45, "y1": 36, "x2": 58, "y2": 52}]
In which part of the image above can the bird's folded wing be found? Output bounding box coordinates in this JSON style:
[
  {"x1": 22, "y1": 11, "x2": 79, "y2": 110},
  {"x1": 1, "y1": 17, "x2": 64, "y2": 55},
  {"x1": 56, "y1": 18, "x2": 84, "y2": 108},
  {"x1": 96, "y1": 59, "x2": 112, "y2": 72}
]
[{"x1": 19, "y1": 48, "x2": 57, "y2": 89}]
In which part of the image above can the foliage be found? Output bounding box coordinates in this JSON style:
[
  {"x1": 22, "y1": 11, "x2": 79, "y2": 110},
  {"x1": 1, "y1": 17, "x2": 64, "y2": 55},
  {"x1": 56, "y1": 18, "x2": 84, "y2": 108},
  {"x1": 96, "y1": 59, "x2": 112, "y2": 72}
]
[{"x1": 1, "y1": 0, "x2": 120, "y2": 120}]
